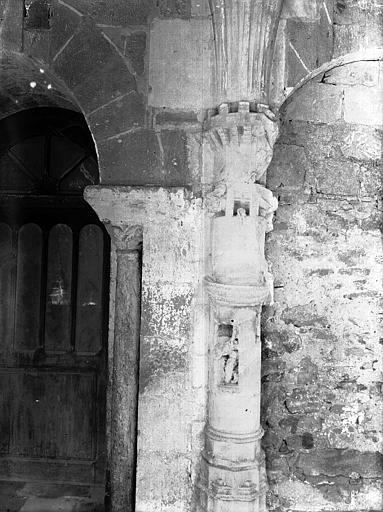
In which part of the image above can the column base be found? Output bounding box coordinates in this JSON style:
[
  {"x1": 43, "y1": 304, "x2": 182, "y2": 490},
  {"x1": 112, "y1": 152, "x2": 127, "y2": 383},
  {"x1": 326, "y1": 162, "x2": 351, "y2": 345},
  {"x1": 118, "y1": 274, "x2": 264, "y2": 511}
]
[{"x1": 195, "y1": 452, "x2": 267, "y2": 512}]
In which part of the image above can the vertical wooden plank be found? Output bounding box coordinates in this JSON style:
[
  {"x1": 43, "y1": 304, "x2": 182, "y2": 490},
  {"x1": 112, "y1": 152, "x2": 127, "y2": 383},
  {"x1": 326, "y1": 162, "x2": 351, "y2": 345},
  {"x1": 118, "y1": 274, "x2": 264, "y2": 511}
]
[
  {"x1": 75, "y1": 225, "x2": 104, "y2": 353},
  {"x1": 0, "y1": 223, "x2": 15, "y2": 353},
  {"x1": 44, "y1": 224, "x2": 72, "y2": 352},
  {"x1": 0, "y1": 372, "x2": 11, "y2": 454},
  {"x1": 15, "y1": 224, "x2": 42, "y2": 351}
]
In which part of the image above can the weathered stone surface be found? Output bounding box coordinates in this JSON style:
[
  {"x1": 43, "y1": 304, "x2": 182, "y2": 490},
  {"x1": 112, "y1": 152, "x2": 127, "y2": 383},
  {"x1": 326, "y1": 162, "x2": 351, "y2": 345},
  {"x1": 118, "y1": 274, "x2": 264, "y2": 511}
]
[
  {"x1": 23, "y1": 29, "x2": 50, "y2": 63},
  {"x1": 124, "y1": 32, "x2": 146, "y2": 76},
  {"x1": 148, "y1": 18, "x2": 213, "y2": 110},
  {"x1": 157, "y1": 0, "x2": 191, "y2": 17},
  {"x1": 282, "y1": 302, "x2": 328, "y2": 328},
  {"x1": 0, "y1": 0, "x2": 24, "y2": 52},
  {"x1": 191, "y1": 0, "x2": 210, "y2": 16},
  {"x1": 88, "y1": 91, "x2": 144, "y2": 141},
  {"x1": 64, "y1": 0, "x2": 153, "y2": 24},
  {"x1": 323, "y1": 61, "x2": 381, "y2": 87},
  {"x1": 139, "y1": 335, "x2": 189, "y2": 390},
  {"x1": 53, "y1": 19, "x2": 113, "y2": 88},
  {"x1": 98, "y1": 129, "x2": 192, "y2": 186},
  {"x1": 296, "y1": 449, "x2": 383, "y2": 478},
  {"x1": 286, "y1": 12, "x2": 334, "y2": 87},
  {"x1": 267, "y1": 143, "x2": 309, "y2": 191},
  {"x1": 344, "y1": 86, "x2": 383, "y2": 127},
  {"x1": 334, "y1": 0, "x2": 383, "y2": 56},
  {"x1": 52, "y1": 19, "x2": 137, "y2": 115},
  {"x1": 281, "y1": 0, "x2": 319, "y2": 20},
  {"x1": 263, "y1": 73, "x2": 383, "y2": 507},
  {"x1": 141, "y1": 284, "x2": 193, "y2": 339},
  {"x1": 49, "y1": 2, "x2": 81, "y2": 63},
  {"x1": 283, "y1": 82, "x2": 343, "y2": 123}
]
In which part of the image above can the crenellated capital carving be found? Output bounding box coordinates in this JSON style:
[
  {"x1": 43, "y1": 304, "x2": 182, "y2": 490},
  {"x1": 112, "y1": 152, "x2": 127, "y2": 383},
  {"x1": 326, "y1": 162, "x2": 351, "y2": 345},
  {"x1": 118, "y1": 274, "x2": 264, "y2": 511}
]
[
  {"x1": 208, "y1": 0, "x2": 284, "y2": 103},
  {"x1": 106, "y1": 223, "x2": 143, "y2": 253},
  {"x1": 206, "y1": 102, "x2": 279, "y2": 185}
]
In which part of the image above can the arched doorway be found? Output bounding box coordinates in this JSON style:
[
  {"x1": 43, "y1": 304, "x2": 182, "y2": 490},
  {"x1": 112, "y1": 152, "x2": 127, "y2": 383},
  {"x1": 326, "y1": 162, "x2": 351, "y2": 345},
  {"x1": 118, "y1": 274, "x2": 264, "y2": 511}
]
[{"x1": 0, "y1": 107, "x2": 109, "y2": 509}]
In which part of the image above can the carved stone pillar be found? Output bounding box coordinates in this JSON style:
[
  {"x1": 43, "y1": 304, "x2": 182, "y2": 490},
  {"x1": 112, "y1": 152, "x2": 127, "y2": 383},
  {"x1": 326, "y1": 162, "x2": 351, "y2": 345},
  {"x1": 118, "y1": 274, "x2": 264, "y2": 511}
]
[
  {"x1": 197, "y1": 103, "x2": 278, "y2": 512},
  {"x1": 105, "y1": 224, "x2": 143, "y2": 512},
  {"x1": 199, "y1": 3, "x2": 282, "y2": 510}
]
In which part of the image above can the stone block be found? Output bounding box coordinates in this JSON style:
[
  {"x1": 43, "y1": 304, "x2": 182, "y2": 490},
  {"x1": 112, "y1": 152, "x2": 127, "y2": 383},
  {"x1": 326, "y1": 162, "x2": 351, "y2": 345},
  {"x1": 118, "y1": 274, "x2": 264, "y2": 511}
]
[
  {"x1": 53, "y1": 19, "x2": 114, "y2": 88},
  {"x1": 305, "y1": 158, "x2": 361, "y2": 196},
  {"x1": 333, "y1": 1, "x2": 383, "y2": 55},
  {"x1": 88, "y1": 91, "x2": 144, "y2": 141},
  {"x1": 23, "y1": 29, "x2": 50, "y2": 63},
  {"x1": 98, "y1": 129, "x2": 157, "y2": 184},
  {"x1": 267, "y1": 143, "x2": 309, "y2": 191},
  {"x1": 296, "y1": 356, "x2": 318, "y2": 385},
  {"x1": 340, "y1": 126, "x2": 382, "y2": 162},
  {"x1": 283, "y1": 82, "x2": 343, "y2": 123},
  {"x1": 52, "y1": 19, "x2": 137, "y2": 113},
  {"x1": 281, "y1": 0, "x2": 319, "y2": 20},
  {"x1": 296, "y1": 449, "x2": 383, "y2": 479},
  {"x1": 344, "y1": 87, "x2": 383, "y2": 127},
  {"x1": 124, "y1": 31, "x2": 146, "y2": 76},
  {"x1": 65, "y1": 0, "x2": 152, "y2": 24},
  {"x1": 324, "y1": 61, "x2": 380, "y2": 88},
  {"x1": 286, "y1": 20, "x2": 319, "y2": 86},
  {"x1": 0, "y1": 0, "x2": 24, "y2": 52},
  {"x1": 191, "y1": 0, "x2": 210, "y2": 16},
  {"x1": 24, "y1": 0, "x2": 52, "y2": 30},
  {"x1": 49, "y1": 2, "x2": 81, "y2": 63},
  {"x1": 157, "y1": 0, "x2": 191, "y2": 17},
  {"x1": 285, "y1": 3, "x2": 334, "y2": 87},
  {"x1": 148, "y1": 18, "x2": 213, "y2": 110},
  {"x1": 282, "y1": 301, "x2": 328, "y2": 328},
  {"x1": 98, "y1": 129, "x2": 193, "y2": 187}
]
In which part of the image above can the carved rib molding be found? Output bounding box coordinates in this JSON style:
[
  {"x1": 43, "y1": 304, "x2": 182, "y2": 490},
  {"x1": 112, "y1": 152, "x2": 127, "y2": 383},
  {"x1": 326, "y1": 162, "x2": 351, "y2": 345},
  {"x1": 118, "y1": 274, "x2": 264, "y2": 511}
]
[{"x1": 208, "y1": 0, "x2": 284, "y2": 103}]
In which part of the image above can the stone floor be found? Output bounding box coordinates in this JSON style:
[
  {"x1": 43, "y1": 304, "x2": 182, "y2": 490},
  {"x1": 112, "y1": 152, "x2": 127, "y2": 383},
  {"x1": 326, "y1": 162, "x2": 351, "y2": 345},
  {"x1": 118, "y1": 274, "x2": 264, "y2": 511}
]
[{"x1": 0, "y1": 481, "x2": 104, "y2": 512}]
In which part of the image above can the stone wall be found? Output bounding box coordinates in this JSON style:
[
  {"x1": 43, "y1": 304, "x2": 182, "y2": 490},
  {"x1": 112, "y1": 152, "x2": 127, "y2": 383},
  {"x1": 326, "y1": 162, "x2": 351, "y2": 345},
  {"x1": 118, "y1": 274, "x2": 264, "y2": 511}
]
[{"x1": 263, "y1": 59, "x2": 383, "y2": 511}]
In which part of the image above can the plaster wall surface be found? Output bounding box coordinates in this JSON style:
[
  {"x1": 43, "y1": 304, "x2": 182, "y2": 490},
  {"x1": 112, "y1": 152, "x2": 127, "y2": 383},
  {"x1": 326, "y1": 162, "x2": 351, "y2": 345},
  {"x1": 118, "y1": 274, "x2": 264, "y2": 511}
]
[{"x1": 135, "y1": 192, "x2": 206, "y2": 512}]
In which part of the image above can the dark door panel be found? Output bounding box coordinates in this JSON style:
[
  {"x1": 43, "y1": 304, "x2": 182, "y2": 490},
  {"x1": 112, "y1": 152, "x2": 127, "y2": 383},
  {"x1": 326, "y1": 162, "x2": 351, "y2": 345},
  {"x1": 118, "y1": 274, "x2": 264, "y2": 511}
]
[{"x1": 0, "y1": 108, "x2": 109, "y2": 487}]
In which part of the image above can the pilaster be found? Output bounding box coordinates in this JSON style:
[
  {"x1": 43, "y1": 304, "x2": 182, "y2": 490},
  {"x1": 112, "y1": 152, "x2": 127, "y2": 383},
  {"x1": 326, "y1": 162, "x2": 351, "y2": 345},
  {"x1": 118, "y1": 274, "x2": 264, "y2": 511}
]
[{"x1": 84, "y1": 185, "x2": 203, "y2": 512}]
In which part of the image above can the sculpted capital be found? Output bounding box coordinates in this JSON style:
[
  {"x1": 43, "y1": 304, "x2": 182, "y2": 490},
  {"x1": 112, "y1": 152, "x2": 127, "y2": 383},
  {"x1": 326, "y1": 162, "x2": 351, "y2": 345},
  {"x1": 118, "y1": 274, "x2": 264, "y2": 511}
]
[{"x1": 106, "y1": 223, "x2": 143, "y2": 252}]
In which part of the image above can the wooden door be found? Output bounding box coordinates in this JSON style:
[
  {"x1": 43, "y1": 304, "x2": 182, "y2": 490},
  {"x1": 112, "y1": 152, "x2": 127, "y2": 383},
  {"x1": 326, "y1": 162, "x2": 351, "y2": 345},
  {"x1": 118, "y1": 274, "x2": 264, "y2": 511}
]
[{"x1": 0, "y1": 108, "x2": 109, "y2": 486}]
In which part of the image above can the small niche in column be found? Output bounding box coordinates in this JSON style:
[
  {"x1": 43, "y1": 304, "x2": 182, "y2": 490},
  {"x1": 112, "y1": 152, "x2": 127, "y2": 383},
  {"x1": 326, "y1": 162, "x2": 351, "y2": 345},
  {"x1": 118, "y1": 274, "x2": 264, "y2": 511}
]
[
  {"x1": 216, "y1": 320, "x2": 239, "y2": 386},
  {"x1": 233, "y1": 199, "x2": 250, "y2": 217}
]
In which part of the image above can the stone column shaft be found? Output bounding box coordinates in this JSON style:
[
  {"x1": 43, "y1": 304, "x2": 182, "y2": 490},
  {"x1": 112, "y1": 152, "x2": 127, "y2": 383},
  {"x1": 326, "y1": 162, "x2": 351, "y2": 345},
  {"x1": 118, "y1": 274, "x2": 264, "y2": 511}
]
[{"x1": 107, "y1": 225, "x2": 143, "y2": 512}]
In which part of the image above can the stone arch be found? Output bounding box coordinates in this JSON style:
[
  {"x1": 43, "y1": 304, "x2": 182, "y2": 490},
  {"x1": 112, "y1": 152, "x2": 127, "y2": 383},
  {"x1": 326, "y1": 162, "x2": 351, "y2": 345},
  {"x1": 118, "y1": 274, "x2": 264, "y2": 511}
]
[
  {"x1": 280, "y1": 47, "x2": 383, "y2": 110},
  {"x1": 0, "y1": 0, "x2": 144, "y2": 182}
]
